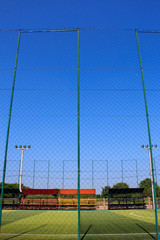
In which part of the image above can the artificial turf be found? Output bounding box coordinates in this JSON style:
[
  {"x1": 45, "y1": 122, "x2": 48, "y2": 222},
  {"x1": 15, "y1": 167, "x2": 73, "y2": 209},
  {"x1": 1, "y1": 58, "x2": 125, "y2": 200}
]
[{"x1": 0, "y1": 209, "x2": 159, "y2": 240}]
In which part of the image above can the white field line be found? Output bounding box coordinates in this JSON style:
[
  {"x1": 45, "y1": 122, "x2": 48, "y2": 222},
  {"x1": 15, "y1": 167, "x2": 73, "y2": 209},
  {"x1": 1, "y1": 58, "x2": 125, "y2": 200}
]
[
  {"x1": 130, "y1": 212, "x2": 158, "y2": 219},
  {"x1": 0, "y1": 232, "x2": 157, "y2": 237}
]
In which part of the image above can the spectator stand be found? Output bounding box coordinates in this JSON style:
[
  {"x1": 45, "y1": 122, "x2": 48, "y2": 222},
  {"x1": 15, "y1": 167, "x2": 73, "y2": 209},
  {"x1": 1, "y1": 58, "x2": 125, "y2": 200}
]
[
  {"x1": 108, "y1": 188, "x2": 146, "y2": 210},
  {"x1": 59, "y1": 189, "x2": 96, "y2": 210},
  {"x1": 20, "y1": 189, "x2": 58, "y2": 210}
]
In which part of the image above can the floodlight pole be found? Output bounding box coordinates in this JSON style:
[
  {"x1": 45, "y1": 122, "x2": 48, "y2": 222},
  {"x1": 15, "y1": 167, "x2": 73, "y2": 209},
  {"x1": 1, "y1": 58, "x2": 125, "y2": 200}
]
[
  {"x1": 149, "y1": 148, "x2": 155, "y2": 209},
  {"x1": 141, "y1": 145, "x2": 157, "y2": 209},
  {"x1": 92, "y1": 160, "x2": 94, "y2": 188},
  {"x1": 19, "y1": 148, "x2": 24, "y2": 192},
  {"x1": 16, "y1": 145, "x2": 31, "y2": 192}
]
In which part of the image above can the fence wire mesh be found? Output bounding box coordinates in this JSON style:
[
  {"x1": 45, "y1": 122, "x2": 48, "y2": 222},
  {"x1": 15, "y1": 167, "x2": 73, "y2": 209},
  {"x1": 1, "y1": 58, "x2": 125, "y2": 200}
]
[{"x1": 0, "y1": 28, "x2": 160, "y2": 240}]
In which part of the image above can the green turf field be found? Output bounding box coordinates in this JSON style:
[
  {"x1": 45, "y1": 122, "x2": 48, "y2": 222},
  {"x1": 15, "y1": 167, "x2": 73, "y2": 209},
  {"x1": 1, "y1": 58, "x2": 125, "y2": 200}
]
[{"x1": 0, "y1": 209, "x2": 159, "y2": 239}]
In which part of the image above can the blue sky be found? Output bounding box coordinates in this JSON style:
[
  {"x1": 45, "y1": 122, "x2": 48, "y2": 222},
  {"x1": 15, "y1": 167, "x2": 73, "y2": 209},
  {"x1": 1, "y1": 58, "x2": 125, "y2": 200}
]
[
  {"x1": 0, "y1": 1, "x2": 160, "y2": 193},
  {"x1": 0, "y1": 0, "x2": 160, "y2": 30}
]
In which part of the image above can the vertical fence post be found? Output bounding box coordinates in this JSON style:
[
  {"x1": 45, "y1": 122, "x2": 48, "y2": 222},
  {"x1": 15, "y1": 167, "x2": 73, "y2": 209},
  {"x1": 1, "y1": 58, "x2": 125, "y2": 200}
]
[
  {"x1": 135, "y1": 29, "x2": 159, "y2": 240},
  {"x1": 106, "y1": 160, "x2": 108, "y2": 186},
  {"x1": 0, "y1": 30, "x2": 21, "y2": 226},
  {"x1": 136, "y1": 160, "x2": 138, "y2": 188},
  {"x1": 62, "y1": 160, "x2": 64, "y2": 189},
  {"x1": 77, "y1": 27, "x2": 80, "y2": 240},
  {"x1": 47, "y1": 160, "x2": 50, "y2": 189},
  {"x1": 33, "y1": 160, "x2": 35, "y2": 188},
  {"x1": 92, "y1": 160, "x2": 94, "y2": 188},
  {"x1": 121, "y1": 160, "x2": 123, "y2": 185}
]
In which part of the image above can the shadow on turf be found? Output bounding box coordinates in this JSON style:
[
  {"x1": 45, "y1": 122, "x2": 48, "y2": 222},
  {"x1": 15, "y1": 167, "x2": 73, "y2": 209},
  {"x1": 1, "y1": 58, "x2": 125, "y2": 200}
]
[
  {"x1": 81, "y1": 225, "x2": 92, "y2": 240},
  {"x1": 136, "y1": 223, "x2": 156, "y2": 239},
  {"x1": 3, "y1": 224, "x2": 47, "y2": 240}
]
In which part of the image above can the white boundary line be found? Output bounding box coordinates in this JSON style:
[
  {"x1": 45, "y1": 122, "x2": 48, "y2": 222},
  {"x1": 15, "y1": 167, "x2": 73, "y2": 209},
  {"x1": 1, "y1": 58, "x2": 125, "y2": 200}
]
[{"x1": 130, "y1": 212, "x2": 158, "y2": 219}]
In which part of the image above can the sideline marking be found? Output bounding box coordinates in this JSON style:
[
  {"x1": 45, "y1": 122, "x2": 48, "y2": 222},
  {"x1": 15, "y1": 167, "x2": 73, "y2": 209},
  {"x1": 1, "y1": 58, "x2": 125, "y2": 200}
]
[{"x1": 130, "y1": 212, "x2": 156, "y2": 219}]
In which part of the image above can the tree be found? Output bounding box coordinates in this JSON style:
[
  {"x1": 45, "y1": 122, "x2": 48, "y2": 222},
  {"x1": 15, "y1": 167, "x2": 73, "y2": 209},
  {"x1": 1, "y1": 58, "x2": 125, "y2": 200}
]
[
  {"x1": 101, "y1": 185, "x2": 110, "y2": 198},
  {"x1": 139, "y1": 178, "x2": 159, "y2": 197},
  {"x1": 0, "y1": 182, "x2": 30, "y2": 198},
  {"x1": 113, "y1": 182, "x2": 129, "y2": 189}
]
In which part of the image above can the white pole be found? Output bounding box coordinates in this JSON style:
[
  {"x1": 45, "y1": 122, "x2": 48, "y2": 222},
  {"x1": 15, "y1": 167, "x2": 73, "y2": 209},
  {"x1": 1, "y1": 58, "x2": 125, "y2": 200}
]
[
  {"x1": 19, "y1": 149, "x2": 24, "y2": 192},
  {"x1": 148, "y1": 148, "x2": 155, "y2": 209}
]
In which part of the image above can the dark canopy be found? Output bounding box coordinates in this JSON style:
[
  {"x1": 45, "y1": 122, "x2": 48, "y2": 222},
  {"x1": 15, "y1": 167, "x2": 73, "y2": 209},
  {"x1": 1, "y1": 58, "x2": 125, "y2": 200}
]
[{"x1": 109, "y1": 188, "x2": 144, "y2": 195}]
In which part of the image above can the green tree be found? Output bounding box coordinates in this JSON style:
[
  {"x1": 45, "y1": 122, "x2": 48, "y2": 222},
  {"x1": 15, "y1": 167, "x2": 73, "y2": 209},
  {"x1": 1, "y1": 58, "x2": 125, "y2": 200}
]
[
  {"x1": 139, "y1": 178, "x2": 159, "y2": 197},
  {"x1": 113, "y1": 182, "x2": 129, "y2": 189},
  {"x1": 101, "y1": 185, "x2": 110, "y2": 198},
  {"x1": 0, "y1": 182, "x2": 29, "y2": 198}
]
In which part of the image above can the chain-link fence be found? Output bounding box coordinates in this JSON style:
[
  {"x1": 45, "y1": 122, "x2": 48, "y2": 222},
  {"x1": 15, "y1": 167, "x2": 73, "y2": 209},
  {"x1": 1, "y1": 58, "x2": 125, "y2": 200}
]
[{"x1": 0, "y1": 28, "x2": 160, "y2": 240}]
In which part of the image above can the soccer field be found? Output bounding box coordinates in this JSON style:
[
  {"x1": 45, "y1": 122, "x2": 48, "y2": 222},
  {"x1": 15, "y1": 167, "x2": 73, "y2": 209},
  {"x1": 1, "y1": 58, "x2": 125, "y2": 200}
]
[{"x1": 0, "y1": 209, "x2": 159, "y2": 240}]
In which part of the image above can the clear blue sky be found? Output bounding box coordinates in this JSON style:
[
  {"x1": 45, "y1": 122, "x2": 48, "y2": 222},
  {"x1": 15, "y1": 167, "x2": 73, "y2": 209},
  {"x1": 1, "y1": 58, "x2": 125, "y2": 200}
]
[
  {"x1": 0, "y1": 0, "x2": 160, "y2": 193},
  {"x1": 0, "y1": 0, "x2": 160, "y2": 30}
]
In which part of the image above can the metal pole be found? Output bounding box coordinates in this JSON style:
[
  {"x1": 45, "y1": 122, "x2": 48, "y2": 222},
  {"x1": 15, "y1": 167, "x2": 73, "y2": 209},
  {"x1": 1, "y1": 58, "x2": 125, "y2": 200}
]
[
  {"x1": 19, "y1": 149, "x2": 24, "y2": 192},
  {"x1": 136, "y1": 29, "x2": 159, "y2": 240},
  {"x1": 92, "y1": 160, "x2": 94, "y2": 188},
  {"x1": 0, "y1": 30, "x2": 21, "y2": 226},
  {"x1": 107, "y1": 160, "x2": 108, "y2": 186},
  {"x1": 121, "y1": 160, "x2": 123, "y2": 185},
  {"x1": 47, "y1": 160, "x2": 50, "y2": 189},
  {"x1": 33, "y1": 160, "x2": 35, "y2": 188},
  {"x1": 148, "y1": 149, "x2": 155, "y2": 209},
  {"x1": 136, "y1": 160, "x2": 138, "y2": 188},
  {"x1": 18, "y1": 159, "x2": 21, "y2": 185},
  {"x1": 62, "y1": 160, "x2": 64, "y2": 189},
  {"x1": 77, "y1": 28, "x2": 80, "y2": 240}
]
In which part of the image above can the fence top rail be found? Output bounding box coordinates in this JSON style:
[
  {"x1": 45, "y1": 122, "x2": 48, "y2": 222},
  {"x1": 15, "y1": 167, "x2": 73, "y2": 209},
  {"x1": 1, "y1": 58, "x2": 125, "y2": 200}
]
[{"x1": 0, "y1": 28, "x2": 160, "y2": 33}]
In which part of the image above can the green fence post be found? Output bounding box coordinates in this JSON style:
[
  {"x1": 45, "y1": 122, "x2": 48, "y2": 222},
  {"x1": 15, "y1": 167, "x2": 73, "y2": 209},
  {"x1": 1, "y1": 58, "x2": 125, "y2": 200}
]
[
  {"x1": 107, "y1": 160, "x2": 108, "y2": 186},
  {"x1": 92, "y1": 160, "x2": 94, "y2": 188},
  {"x1": 135, "y1": 29, "x2": 159, "y2": 240},
  {"x1": 33, "y1": 160, "x2": 35, "y2": 188},
  {"x1": 0, "y1": 30, "x2": 21, "y2": 226},
  {"x1": 136, "y1": 160, "x2": 138, "y2": 188},
  {"x1": 121, "y1": 160, "x2": 123, "y2": 185},
  {"x1": 77, "y1": 27, "x2": 80, "y2": 240},
  {"x1": 62, "y1": 160, "x2": 64, "y2": 188},
  {"x1": 47, "y1": 160, "x2": 50, "y2": 189}
]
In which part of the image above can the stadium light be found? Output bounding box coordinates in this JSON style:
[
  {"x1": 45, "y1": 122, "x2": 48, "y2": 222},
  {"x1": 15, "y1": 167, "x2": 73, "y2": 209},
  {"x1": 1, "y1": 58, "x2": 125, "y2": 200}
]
[
  {"x1": 15, "y1": 145, "x2": 31, "y2": 192},
  {"x1": 141, "y1": 144, "x2": 157, "y2": 209}
]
